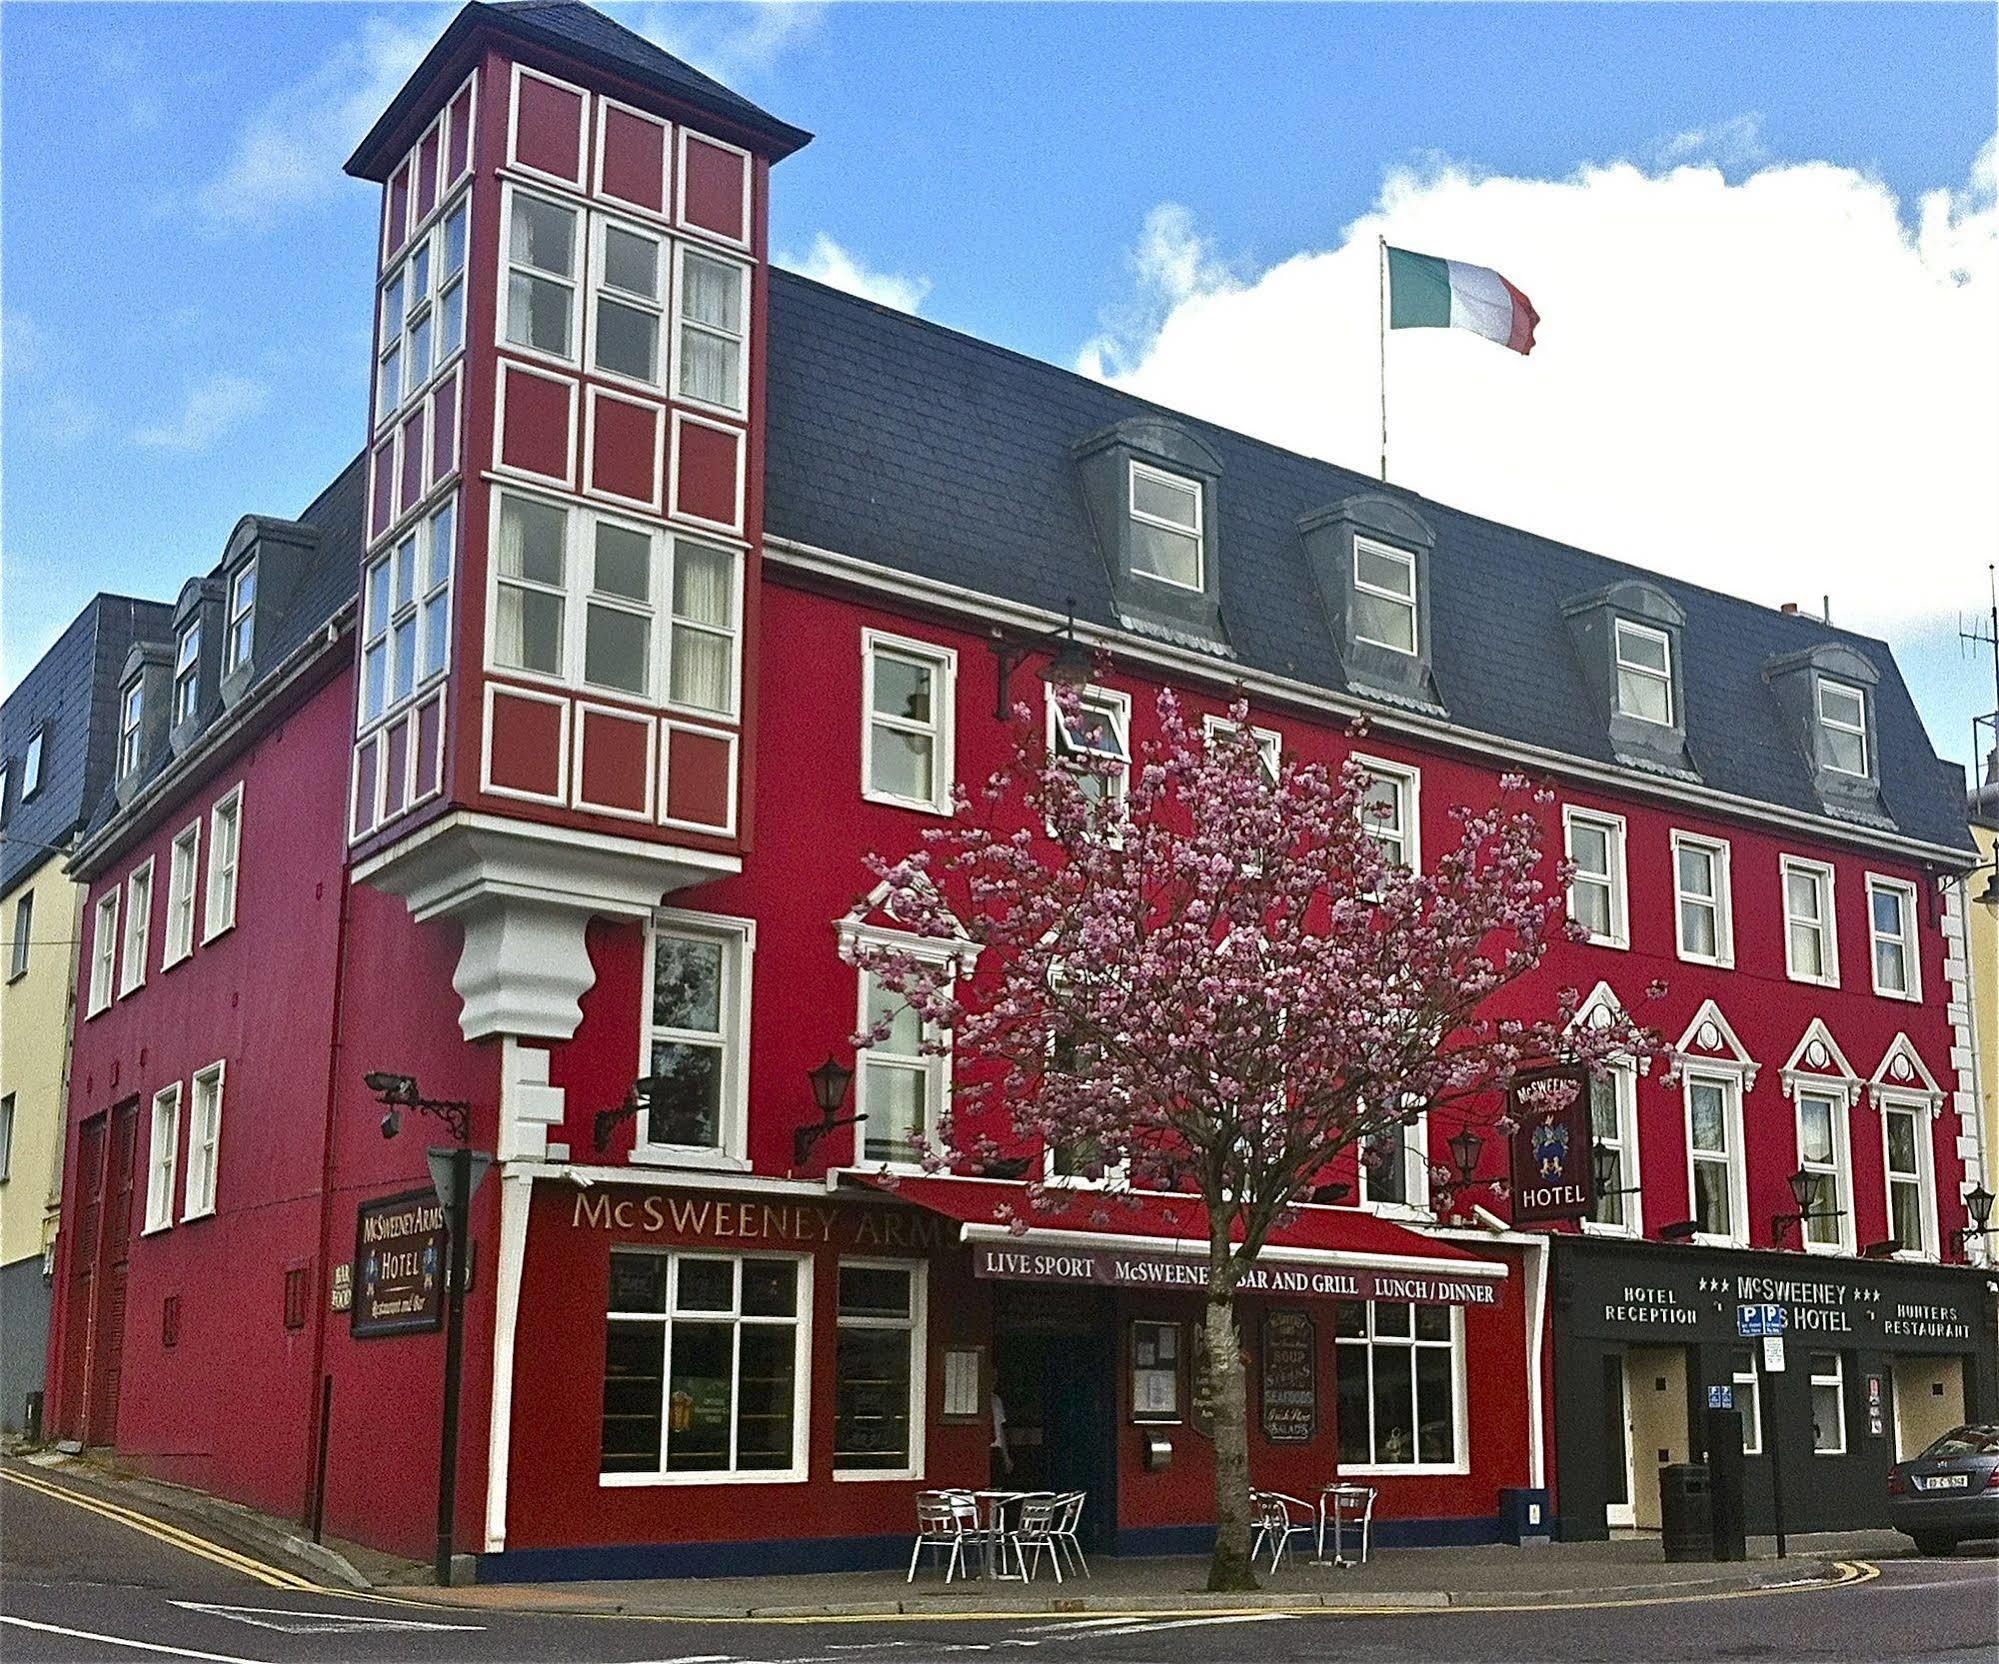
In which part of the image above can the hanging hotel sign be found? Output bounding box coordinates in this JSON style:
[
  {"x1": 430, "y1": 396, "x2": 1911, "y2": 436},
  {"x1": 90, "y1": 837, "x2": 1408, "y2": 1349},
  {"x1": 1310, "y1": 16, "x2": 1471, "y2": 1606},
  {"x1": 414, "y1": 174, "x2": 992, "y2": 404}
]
[
  {"x1": 1507, "y1": 1066, "x2": 1594, "y2": 1225},
  {"x1": 969, "y1": 1241, "x2": 1501, "y2": 1307},
  {"x1": 1260, "y1": 1309, "x2": 1318, "y2": 1443},
  {"x1": 351, "y1": 1189, "x2": 447, "y2": 1338}
]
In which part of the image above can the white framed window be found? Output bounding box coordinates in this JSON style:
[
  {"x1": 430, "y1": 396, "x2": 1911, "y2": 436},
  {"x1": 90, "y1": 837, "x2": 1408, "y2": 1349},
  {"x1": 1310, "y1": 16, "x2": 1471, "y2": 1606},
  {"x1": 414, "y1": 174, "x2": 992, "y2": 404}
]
[
  {"x1": 379, "y1": 193, "x2": 470, "y2": 421},
  {"x1": 164, "y1": 821, "x2": 200, "y2": 967},
  {"x1": 1202, "y1": 715, "x2": 1281, "y2": 784},
  {"x1": 1048, "y1": 685, "x2": 1131, "y2": 829},
  {"x1": 833, "y1": 1259, "x2": 928, "y2": 1479},
  {"x1": 638, "y1": 910, "x2": 754, "y2": 1166},
  {"x1": 21, "y1": 729, "x2": 42, "y2": 797},
  {"x1": 1781, "y1": 857, "x2": 1838, "y2": 986},
  {"x1": 0, "y1": 1093, "x2": 12, "y2": 1182},
  {"x1": 1810, "y1": 1352, "x2": 1846, "y2": 1454},
  {"x1": 1685, "y1": 1069, "x2": 1747, "y2": 1246},
  {"x1": 1866, "y1": 875, "x2": 1919, "y2": 1001},
  {"x1": 224, "y1": 559, "x2": 256, "y2": 673},
  {"x1": 1817, "y1": 679, "x2": 1869, "y2": 777},
  {"x1": 600, "y1": 1250, "x2": 810, "y2": 1484},
  {"x1": 204, "y1": 784, "x2": 243, "y2": 941},
  {"x1": 1585, "y1": 1067, "x2": 1642, "y2": 1235},
  {"x1": 490, "y1": 492, "x2": 742, "y2": 717},
  {"x1": 675, "y1": 246, "x2": 749, "y2": 415},
  {"x1": 88, "y1": 889, "x2": 118, "y2": 1015},
  {"x1": 1564, "y1": 807, "x2": 1628, "y2": 948},
  {"x1": 1127, "y1": 460, "x2": 1203, "y2": 591},
  {"x1": 438, "y1": 196, "x2": 469, "y2": 364},
  {"x1": 362, "y1": 497, "x2": 455, "y2": 730},
  {"x1": 1732, "y1": 1349, "x2": 1762, "y2": 1454},
  {"x1": 8, "y1": 891, "x2": 31, "y2": 981},
  {"x1": 1794, "y1": 1087, "x2": 1853, "y2": 1254},
  {"x1": 863, "y1": 632, "x2": 957, "y2": 815},
  {"x1": 145, "y1": 1082, "x2": 181, "y2": 1234},
  {"x1": 172, "y1": 621, "x2": 201, "y2": 726},
  {"x1": 184, "y1": 1061, "x2": 224, "y2": 1221},
  {"x1": 1880, "y1": 1098, "x2": 1937, "y2": 1258},
  {"x1": 1334, "y1": 1301, "x2": 1465, "y2": 1473},
  {"x1": 1671, "y1": 832, "x2": 1733, "y2": 966},
  {"x1": 591, "y1": 215, "x2": 667, "y2": 388},
  {"x1": 1358, "y1": 1108, "x2": 1429, "y2": 1214},
  {"x1": 502, "y1": 187, "x2": 580, "y2": 362},
  {"x1": 1352, "y1": 537, "x2": 1419, "y2": 655},
  {"x1": 119, "y1": 859, "x2": 153, "y2": 997},
  {"x1": 1354, "y1": 755, "x2": 1421, "y2": 875},
  {"x1": 117, "y1": 682, "x2": 144, "y2": 778},
  {"x1": 1612, "y1": 619, "x2": 1674, "y2": 727},
  {"x1": 855, "y1": 944, "x2": 954, "y2": 1169}
]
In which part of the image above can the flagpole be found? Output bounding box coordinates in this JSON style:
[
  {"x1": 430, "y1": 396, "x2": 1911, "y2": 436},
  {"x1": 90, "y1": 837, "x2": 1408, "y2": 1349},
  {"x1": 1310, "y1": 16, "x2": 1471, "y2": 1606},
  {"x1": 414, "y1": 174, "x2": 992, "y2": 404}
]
[{"x1": 1377, "y1": 235, "x2": 1388, "y2": 482}]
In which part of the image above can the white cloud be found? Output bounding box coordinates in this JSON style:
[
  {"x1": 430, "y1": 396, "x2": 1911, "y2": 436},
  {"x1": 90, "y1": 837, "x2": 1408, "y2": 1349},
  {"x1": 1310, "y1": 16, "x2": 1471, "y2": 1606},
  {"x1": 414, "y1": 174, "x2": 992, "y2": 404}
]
[
  {"x1": 781, "y1": 233, "x2": 932, "y2": 313},
  {"x1": 617, "y1": 0, "x2": 825, "y2": 87},
  {"x1": 1654, "y1": 113, "x2": 1770, "y2": 172},
  {"x1": 3, "y1": 313, "x2": 100, "y2": 445},
  {"x1": 133, "y1": 374, "x2": 269, "y2": 452},
  {"x1": 196, "y1": 13, "x2": 439, "y2": 229},
  {"x1": 1076, "y1": 134, "x2": 1999, "y2": 637}
]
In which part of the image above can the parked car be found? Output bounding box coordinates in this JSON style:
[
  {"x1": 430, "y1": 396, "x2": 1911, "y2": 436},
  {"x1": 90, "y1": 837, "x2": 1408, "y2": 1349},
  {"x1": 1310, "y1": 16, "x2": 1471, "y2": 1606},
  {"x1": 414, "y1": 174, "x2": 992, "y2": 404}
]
[{"x1": 1887, "y1": 1424, "x2": 1999, "y2": 1555}]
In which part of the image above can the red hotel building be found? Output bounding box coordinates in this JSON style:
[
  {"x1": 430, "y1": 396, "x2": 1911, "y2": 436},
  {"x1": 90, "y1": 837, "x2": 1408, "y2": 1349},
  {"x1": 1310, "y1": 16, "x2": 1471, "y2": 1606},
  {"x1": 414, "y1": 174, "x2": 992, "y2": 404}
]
[{"x1": 43, "y1": 0, "x2": 1994, "y2": 1576}]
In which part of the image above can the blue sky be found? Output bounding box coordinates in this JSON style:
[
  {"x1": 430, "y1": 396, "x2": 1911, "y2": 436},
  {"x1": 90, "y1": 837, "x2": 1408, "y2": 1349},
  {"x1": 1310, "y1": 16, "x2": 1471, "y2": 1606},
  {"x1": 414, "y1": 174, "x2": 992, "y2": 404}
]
[{"x1": 4, "y1": 2, "x2": 1994, "y2": 773}]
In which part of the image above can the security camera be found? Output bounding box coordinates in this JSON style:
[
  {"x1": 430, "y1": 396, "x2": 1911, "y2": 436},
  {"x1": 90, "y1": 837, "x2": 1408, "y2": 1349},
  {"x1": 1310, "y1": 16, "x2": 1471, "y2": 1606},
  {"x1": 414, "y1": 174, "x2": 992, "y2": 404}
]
[{"x1": 380, "y1": 1107, "x2": 402, "y2": 1140}]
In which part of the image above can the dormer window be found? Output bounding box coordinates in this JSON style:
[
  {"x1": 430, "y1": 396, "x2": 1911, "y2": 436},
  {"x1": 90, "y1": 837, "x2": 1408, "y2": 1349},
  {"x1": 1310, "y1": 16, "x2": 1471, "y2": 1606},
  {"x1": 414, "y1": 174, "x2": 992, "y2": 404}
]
[
  {"x1": 21, "y1": 728, "x2": 43, "y2": 800},
  {"x1": 1817, "y1": 679, "x2": 1868, "y2": 777},
  {"x1": 173, "y1": 622, "x2": 201, "y2": 726},
  {"x1": 1613, "y1": 619, "x2": 1673, "y2": 726},
  {"x1": 224, "y1": 560, "x2": 256, "y2": 673},
  {"x1": 1352, "y1": 538, "x2": 1419, "y2": 655},
  {"x1": 1128, "y1": 461, "x2": 1203, "y2": 591},
  {"x1": 118, "y1": 683, "x2": 144, "y2": 778}
]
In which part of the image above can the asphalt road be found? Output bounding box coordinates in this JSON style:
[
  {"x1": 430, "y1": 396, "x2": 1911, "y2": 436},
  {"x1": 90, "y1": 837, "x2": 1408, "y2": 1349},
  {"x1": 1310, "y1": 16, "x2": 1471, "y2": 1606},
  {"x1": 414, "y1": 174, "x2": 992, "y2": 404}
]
[{"x1": 3, "y1": 1461, "x2": 1995, "y2": 1664}]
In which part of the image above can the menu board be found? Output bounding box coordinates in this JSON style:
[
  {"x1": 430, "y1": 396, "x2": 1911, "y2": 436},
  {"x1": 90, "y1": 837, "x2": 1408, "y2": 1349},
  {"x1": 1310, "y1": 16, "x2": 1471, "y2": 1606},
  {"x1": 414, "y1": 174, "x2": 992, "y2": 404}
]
[{"x1": 1260, "y1": 1308, "x2": 1317, "y2": 1443}]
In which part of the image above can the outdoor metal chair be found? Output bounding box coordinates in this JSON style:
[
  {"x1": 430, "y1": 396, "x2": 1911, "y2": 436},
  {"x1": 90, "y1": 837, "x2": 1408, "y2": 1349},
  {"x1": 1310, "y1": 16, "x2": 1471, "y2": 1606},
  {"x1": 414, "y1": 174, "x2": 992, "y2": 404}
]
[
  {"x1": 908, "y1": 1490, "x2": 980, "y2": 1583},
  {"x1": 1007, "y1": 1495, "x2": 1067, "y2": 1583},
  {"x1": 1050, "y1": 1490, "x2": 1090, "y2": 1577},
  {"x1": 1249, "y1": 1489, "x2": 1315, "y2": 1572},
  {"x1": 1315, "y1": 1482, "x2": 1378, "y2": 1567}
]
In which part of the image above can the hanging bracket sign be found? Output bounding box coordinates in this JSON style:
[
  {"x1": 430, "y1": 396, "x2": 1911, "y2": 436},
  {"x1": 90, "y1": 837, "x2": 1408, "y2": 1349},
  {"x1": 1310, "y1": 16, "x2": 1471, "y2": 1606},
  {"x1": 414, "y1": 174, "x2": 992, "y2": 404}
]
[{"x1": 1508, "y1": 1066, "x2": 1595, "y2": 1225}]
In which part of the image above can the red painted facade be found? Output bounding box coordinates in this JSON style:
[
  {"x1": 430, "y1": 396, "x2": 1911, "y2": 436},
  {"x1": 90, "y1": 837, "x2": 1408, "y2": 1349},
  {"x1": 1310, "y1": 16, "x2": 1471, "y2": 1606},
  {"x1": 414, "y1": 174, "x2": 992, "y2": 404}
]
[{"x1": 45, "y1": 2, "x2": 1984, "y2": 1577}]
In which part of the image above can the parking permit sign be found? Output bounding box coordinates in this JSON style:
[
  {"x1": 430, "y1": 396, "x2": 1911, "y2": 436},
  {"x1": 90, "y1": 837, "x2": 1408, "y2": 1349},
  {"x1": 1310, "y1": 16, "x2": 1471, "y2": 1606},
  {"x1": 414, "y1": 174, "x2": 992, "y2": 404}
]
[
  {"x1": 1737, "y1": 1302, "x2": 1787, "y2": 1338},
  {"x1": 1762, "y1": 1334, "x2": 1787, "y2": 1373}
]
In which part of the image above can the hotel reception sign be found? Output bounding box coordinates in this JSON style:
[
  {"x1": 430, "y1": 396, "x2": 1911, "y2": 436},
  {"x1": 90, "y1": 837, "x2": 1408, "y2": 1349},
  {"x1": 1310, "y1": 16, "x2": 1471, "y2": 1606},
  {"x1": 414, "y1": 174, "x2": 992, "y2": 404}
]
[{"x1": 970, "y1": 1241, "x2": 1501, "y2": 1307}]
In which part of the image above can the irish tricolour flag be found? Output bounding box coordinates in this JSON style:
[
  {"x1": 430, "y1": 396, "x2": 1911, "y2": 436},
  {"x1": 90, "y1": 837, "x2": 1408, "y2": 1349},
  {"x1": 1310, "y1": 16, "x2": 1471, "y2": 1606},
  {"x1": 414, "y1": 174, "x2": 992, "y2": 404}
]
[{"x1": 1386, "y1": 246, "x2": 1539, "y2": 355}]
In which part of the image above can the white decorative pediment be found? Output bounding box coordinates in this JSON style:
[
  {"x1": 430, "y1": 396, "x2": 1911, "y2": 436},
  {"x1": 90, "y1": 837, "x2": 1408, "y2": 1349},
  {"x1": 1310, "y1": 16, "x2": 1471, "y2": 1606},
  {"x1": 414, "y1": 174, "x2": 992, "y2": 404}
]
[
  {"x1": 1868, "y1": 1032, "x2": 1945, "y2": 1113},
  {"x1": 838, "y1": 876, "x2": 981, "y2": 969},
  {"x1": 1566, "y1": 980, "x2": 1653, "y2": 1074},
  {"x1": 1670, "y1": 998, "x2": 1760, "y2": 1089},
  {"x1": 1779, "y1": 1018, "x2": 1860, "y2": 1103}
]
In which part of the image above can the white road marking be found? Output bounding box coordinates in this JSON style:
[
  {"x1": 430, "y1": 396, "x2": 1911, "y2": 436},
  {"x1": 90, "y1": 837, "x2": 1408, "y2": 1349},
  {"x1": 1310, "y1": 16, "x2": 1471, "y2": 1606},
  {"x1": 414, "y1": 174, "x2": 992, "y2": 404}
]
[
  {"x1": 172, "y1": 1601, "x2": 484, "y2": 1634},
  {"x1": 1020, "y1": 1616, "x2": 1157, "y2": 1634},
  {"x1": 0, "y1": 1614, "x2": 265, "y2": 1663},
  {"x1": 1060, "y1": 1613, "x2": 1299, "y2": 1638},
  {"x1": 1854, "y1": 1574, "x2": 1999, "y2": 1593}
]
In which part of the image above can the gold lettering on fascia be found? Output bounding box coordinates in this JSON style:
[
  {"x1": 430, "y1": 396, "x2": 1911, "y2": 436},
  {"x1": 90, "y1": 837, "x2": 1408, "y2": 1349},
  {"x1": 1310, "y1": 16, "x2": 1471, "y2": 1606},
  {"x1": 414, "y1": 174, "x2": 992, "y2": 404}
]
[{"x1": 570, "y1": 1191, "x2": 938, "y2": 1250}]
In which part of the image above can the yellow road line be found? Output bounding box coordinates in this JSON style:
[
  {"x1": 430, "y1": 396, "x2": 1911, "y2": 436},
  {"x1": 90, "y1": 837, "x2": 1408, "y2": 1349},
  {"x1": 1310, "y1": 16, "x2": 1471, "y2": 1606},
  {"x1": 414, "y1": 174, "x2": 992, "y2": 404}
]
[
  {"x1": 0, "y1": 1468, "x2": 316, "y2": 1591},
  {"x1": 406, "y1": 1555, "x2": 1883, "y2": 1626}
]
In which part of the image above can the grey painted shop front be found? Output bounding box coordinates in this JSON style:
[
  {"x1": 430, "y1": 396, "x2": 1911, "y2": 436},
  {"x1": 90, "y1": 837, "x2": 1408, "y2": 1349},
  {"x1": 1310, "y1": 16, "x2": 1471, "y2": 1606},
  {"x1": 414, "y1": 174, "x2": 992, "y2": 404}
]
[{"x1": 1551, "y1": 1236, "x2": 1998, "y2": 1539}]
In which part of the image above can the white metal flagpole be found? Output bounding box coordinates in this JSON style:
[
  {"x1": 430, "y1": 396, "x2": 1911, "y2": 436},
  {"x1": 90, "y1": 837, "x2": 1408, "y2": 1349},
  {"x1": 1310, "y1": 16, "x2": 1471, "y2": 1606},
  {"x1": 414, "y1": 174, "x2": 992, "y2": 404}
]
[{"x1": 1378, "y1": 235, "x2": 1388, "y2": 482}]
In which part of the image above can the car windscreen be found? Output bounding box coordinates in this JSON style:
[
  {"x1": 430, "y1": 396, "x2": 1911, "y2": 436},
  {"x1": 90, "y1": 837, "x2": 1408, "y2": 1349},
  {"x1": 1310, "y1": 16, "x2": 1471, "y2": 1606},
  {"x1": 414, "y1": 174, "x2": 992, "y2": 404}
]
[{"x1": 1921, "y1": 1425, "x2": 1999, "y2": 1458}]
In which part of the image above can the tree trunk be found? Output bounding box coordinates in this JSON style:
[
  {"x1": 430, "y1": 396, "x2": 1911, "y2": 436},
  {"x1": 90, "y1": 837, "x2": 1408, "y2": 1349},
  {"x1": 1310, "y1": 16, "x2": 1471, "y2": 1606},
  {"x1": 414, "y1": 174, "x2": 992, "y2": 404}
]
[{"x1": 1203, "y1": 1251, "x2": 1258, "y2": 1592}]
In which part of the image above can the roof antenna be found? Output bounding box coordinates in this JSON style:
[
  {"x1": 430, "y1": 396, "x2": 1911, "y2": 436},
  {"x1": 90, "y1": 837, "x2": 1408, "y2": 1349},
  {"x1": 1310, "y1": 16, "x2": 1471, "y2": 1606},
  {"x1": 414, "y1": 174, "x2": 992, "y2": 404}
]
[{"x1": 1821, "y1": 594, "x2": 1831, "y2": 623}]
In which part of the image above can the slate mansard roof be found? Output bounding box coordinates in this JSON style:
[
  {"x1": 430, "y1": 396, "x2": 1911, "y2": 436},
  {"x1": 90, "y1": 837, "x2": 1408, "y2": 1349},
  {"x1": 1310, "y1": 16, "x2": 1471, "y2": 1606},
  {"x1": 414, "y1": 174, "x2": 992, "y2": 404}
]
[
  {"x1": 2, "y1": 596, "x2": 175, "y2": 898},
  {"x1": 761, "y1": 270, "x2": 1972, "y2": 857}
]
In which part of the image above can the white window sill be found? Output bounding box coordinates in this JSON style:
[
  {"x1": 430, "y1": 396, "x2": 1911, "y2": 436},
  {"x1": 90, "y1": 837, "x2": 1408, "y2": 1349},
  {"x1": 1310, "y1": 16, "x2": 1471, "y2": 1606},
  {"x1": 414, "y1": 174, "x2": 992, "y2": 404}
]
[
  {"x1": 1870, "y1": 985, "x2": 1920, "y2": 1003},
  {"x1": 1676, "y1": 950, "x2": 1735, "y2": 971},
  {"x1": 1784, "y1": 971, "x2": 1839, "y2": 990},
  {"x1": 861, "y1": 788, "x2": 953, "y2": 820},
  {"x1": 180, "y1": 1205, "x2": 216, "y2": 1225},
  {"x1": 663, "y1": 697, "x2": 743, "y2": 727},
  {"x1": 626, "y1": 1147, "x2": 752, "y2": 1172},
  {"x1": 162, "y1": 949, "x2": 193, "y2": 973},
  {"x1": 1337, "y1": 1461, "x2": 1469, "y2": 1479},
  {"x1": 832, "y1": 1467, "x2": 925, "y2": 1483},
  {"x1": 674, "y1": 389, "x2": 749, "y2": 426},
  {"x1": 118, "y1": 983, "x2": 146, "y2": 1001},
  {"x1": 201, "y1": 921, "x2": 236, "y2": 947},
  {"x1": 85, "y1": 1002, "x2": 110, "y2": 1021},
  {"x1": 1888, "y1": 1248, "x2": 1938, "y2": 1264},
  {"x1": 1692, "y1": 1233, "x2": 1745, "y2": 1250},
  {"x1": 495, "y1": 333, "x2": 584, "y2": 380},
  {"x1": 1813, "y1": 1448, "x2": 1846, "y2": 1458},
  {"x1": 599, "y1": 1469, "x2": 808, "y2": 1488},
  {"x1": 1802, "y1": 1240, "x2": 1852, "y2": 1258},
  {"x1": 1581, "y1": 1221, "x2": 1642, "y2": 1239},
  {"x1": 1578, "y1": 933, "x2": 1630, "y2": 952},
  {"x1": 140, "y1": 1220, "x2": 173, "y2": 1238}
]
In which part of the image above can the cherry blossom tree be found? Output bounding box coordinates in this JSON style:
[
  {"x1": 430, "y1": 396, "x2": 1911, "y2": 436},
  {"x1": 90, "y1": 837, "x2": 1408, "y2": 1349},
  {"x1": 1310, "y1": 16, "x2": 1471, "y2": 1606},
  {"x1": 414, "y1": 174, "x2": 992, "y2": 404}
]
[{"x1": 847, "y1": 686, "x2": 1662, "y2": 1591}]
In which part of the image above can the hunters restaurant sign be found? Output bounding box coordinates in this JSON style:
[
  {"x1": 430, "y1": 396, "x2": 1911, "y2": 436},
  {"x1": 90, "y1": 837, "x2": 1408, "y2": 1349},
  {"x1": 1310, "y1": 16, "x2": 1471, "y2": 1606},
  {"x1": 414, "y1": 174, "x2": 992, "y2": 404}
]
[
  {"x1": 1508, "y1": 1066, "x2": 1594, "y2": 1225},
  {"x1": 352, "y1": 1189, "x2": 446, "y2": 1338},
  {"x1": 971, "y1": 1241, "x2": 1501, "y2": 1307}
]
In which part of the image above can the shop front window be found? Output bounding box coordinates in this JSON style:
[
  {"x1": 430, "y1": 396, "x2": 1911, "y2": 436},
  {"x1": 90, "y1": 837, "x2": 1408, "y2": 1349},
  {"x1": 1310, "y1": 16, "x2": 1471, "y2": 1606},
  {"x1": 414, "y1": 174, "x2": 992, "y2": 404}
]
[
  {"x1": 833, "y1": 1261, "x2": 924, "y2": 1476},
  {"x1": 600, "y1": 1251, "x2": 805, "y2": 1481},
  {"x1": 1732, "y1": 1349, "x2": 1762, "y2": 1454},
  {"x1": 1810, "y1": 1352, "x2": 1846, "y2": 1455},
  {"x1": 1334, "y1": 1301, "x2": 1461, "y2": 1472}
]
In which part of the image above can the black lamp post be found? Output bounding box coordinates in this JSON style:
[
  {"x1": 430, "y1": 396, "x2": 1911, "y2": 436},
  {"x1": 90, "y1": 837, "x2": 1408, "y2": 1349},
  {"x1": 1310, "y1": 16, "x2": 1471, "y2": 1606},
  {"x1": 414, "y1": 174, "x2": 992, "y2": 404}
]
[
  {"x1": 1447, "y1": 1126, "x2": 1485, "y2": 1188},
  {"x1": 1770, "y1": 1165, "x2": 1843, "y2": 1246},
  {"x1": 1952, "y1": 1183, "x2": 1996, "y2": 1257},
  {"x1": 793, "y1": 1056, "x2": 860, "y2": 1166}
]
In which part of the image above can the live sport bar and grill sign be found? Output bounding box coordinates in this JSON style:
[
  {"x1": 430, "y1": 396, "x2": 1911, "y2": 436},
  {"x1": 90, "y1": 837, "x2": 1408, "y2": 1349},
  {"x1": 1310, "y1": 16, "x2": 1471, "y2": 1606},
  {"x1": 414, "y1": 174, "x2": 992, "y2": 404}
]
[{"x1": 971, "y1": 1240, "x2": 1500, "y2": 1307}]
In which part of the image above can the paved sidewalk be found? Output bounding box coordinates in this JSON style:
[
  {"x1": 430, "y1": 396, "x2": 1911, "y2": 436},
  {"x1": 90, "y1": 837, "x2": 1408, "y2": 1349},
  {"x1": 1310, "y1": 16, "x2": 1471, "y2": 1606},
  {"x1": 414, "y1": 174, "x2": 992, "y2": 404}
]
[{"x1": 397, "y1": 1532, "x2": 1910, "y2": 1618}]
